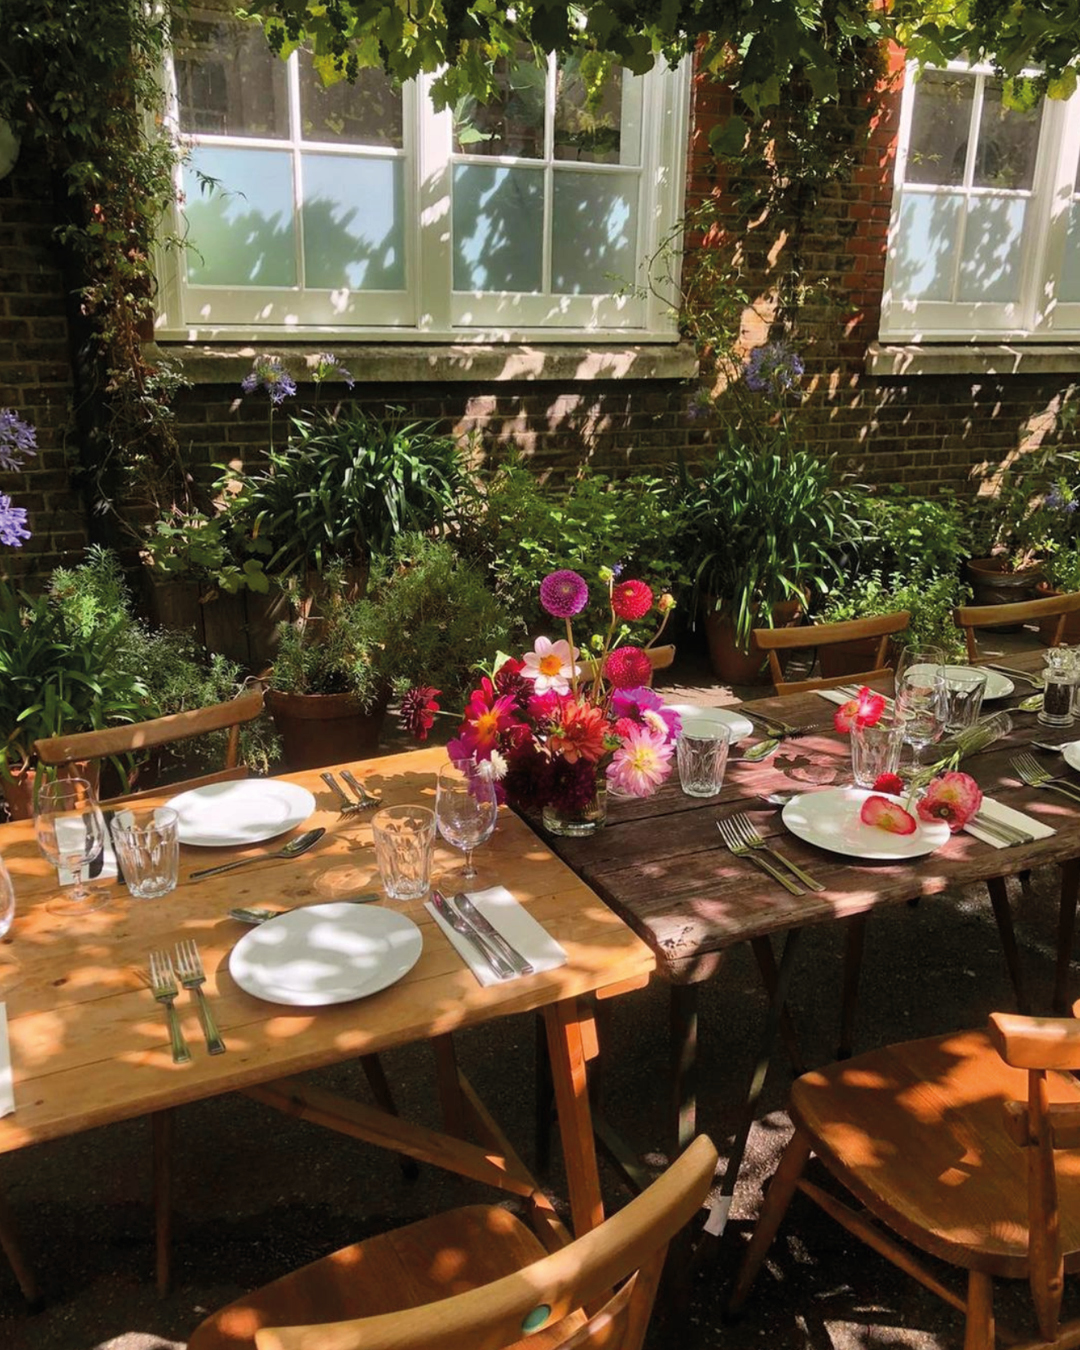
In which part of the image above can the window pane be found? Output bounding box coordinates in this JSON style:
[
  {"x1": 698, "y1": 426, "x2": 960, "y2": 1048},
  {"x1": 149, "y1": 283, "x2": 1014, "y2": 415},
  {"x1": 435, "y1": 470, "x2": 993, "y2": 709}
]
[
  {"x1": 452, "y1": 165, "x2": 543, "y2": 290},
  {"x1": 957, "y1": 197, "x2": 1028, "y2": 301},
  {"x1": 173, "y1": 8, "x2": 288, "y2": 138},
  {"x1": 974, "y1": 83, "x2": 1041, "y2": 190},
  {"x1": 453, "y1": 57, "x2": 546, "y2": 158},
  {"x1": 892, "y1": 193, "x2": 962, "y2": 300},
  {"x1": 182, "y1": 147, "x2": 296, "y2": 286},
  {"x1": 1060, "y1": 204, "x2": 1080, "y2": 303},
  {"x1": 301, "y1": 154, "x2": 405, "y2": 290},
  {"x1": 906, "y1": 70, "x2": 973, "y2": 186},
  {"x1": 298, "y1": 57, "x2": 403, "y2": 148},
  {"x1": 552, "y1": 171, "x2": 637, "y2": 293},
  {"x1": 554, "y1": 57, "x2": 634, "y2": 165}
]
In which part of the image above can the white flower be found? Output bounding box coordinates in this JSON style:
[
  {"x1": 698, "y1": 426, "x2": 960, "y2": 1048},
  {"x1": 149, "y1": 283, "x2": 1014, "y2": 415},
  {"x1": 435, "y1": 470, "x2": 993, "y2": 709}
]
[
  {"x1": 521, "y1": 636, "x2": 580, "y2": 695},
  {"x1": 488, "y1": 748, "x2": 508, "y2": 780}
]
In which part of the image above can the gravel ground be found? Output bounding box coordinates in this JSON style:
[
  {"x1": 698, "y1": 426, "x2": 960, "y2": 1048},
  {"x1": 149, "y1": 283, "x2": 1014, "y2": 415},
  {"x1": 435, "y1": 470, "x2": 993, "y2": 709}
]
[{"x1": 2, "y1": 636, "x2": 1071, "y2": 1350}]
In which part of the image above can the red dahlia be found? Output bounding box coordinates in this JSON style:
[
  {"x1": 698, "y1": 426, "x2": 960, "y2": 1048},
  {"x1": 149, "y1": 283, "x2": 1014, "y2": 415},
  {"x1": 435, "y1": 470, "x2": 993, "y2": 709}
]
[
  {"x1": 611, "y1": 579, "x2": 653, "y2": 621},
  {"x1": 604, "y1": 645, "x2": 653, "y2": 689},
  {"x1": 399, "y1": 685, "x2": 441, "y2": 740}
]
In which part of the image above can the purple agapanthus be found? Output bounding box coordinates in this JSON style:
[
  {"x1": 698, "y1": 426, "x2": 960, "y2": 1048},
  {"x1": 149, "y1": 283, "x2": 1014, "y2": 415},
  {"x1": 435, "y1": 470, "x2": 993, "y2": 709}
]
[
  {"x1": 312, "y1": 352, "x2": 355, "y2": 388},
  {"x1": 0, "y1": 494, "x2": 30, "y2": 547},
  {"x1": 240, "y1": 356, "x2": 297, "y2": 406},
  {"x1": 1046, "y1": 485, "x2": 1078, "y2": 513},
  {"x1": 0, "y1": 408, "x2": 36, "y2": 471},
  {"x1": 684, "y1": 388, "x2": 715, "y2": 421},
  {"x1": 744, "y1": 342, "x2": 806, "y2": 400}
]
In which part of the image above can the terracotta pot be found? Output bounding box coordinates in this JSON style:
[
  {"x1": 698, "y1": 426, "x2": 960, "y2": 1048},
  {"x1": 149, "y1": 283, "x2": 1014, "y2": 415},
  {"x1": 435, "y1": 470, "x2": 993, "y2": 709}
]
[
  {"x1": 266, "y1": 688, "x2": 389, "y2": 772},
  {"x1": 702, "y1": 598, "x2": 802, "y2": 685},
  {"x1": 1, "y1": 760, "x2": 101, "y2": 822},
  {"x1": 1036, "y1": 583, "x2": 1080, "y2": 645},
  {"x1": 963, "y1": 557, "x2": 1044, "y2": 629}
]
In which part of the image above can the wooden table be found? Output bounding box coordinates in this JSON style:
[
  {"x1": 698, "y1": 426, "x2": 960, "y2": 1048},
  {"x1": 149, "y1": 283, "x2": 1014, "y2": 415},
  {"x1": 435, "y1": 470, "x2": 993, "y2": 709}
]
[
  {"x1": 544, "y1": 651, "x2": 1080, "y2": 1230},
  {"x1": 0, "y1": 747, "x2": 655, "y2": 1301}
]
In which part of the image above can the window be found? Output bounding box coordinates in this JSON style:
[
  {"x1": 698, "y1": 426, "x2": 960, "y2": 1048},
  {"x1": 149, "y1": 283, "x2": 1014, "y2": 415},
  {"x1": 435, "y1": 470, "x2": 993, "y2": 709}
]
[
  {"x1": 154, "y1": 6, "x2": 690, "y2": 342},
  {"x1": 880, "y1": 62, "x2": 1080, "y2": 342}
]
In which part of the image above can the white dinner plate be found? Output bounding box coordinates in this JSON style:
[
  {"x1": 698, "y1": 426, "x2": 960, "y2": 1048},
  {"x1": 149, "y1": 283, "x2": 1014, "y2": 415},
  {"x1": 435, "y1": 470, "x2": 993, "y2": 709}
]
[
  {"x1": 166, "y1": 779, "x2": 316, "y2": 848},
  {"x1": 229, "y1": 902, "x2": 423, "y2": 1006},
  {"x1": 781, "y1": 787, "x2": 951, "y2": 861},
  {"x1": 1062, "y1": 742, "x2": 1080, "y2": 775},
  {"x1": 906, "y1": 663, "x2": 1014, "y2": 701},
  {"x1": 663, "y1": 703, "x2": 754, "y2": 743}
]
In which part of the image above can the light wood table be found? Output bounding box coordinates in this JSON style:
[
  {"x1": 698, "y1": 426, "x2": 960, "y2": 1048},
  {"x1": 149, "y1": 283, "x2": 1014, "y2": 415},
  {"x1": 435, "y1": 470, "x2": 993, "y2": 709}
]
[{"x1": 0, "y1": 746, "x2": 655, "y2": 1301}]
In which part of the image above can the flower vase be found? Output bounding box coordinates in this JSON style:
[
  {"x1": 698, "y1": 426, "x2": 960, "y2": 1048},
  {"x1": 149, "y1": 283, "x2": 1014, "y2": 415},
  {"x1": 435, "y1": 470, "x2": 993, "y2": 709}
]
[{"x1": 542, "y1": 780, "x2": 608, "y2": 837}]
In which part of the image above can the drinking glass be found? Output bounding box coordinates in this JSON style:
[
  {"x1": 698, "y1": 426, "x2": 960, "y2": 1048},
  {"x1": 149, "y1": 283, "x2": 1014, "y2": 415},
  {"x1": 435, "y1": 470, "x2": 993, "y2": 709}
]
[
  {"x1": 436, "y1": 760, "x2": 498, "y2": 881},
  {"x1": 111, "y1": 807, "x2": 180, "y2": 900},
  {"x1": 33, "y1": 777, "x2": 108, "y2": 915},
  {"x1": 676, "y1": 722, "x2": 731, "y2": 797},
  {"x1": 941, "y1": 667, "x2": 988, "y2": 734},
  {"x1": 372, "y1": 805, "x2": 436, "y2": 901},
  {"x1": 0, "y1": 853, "x2": 15, "y2": 939},
  {"x1": 850, "y1": 718, "x2": 905, "y2": 789}
]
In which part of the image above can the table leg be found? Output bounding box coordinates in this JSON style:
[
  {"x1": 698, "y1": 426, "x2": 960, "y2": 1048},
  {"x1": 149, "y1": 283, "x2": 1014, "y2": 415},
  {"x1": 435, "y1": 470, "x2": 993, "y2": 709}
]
[
  {"x1": 543, "y1": 997, "x2": 604, "y2": 1237},
  {"x1": 361, "y1": 1053, "x2": 419, "y2": 1180},
  {"x1": 152, "y1": 1108, "x2": 172, "y2": 1296},
  {"x1": 987, "y1": 876, "x2": 1029, "y2": 1014},
  {"x1": 750, "y1": 936, "x2": 806, "y2": 1075},
  {"x1": 1054, "y1": 859, "x2": 1080, "y2": 1015},
  {"x1": 837, "y1": 914, "x2": 868, "y2": 1060},
  {"x1": 669, "y1": 983, "x2": 699, "y2": 1160},
  {"x1": 0, "y1": 1183, "x2": 40, "y2": 1309}
]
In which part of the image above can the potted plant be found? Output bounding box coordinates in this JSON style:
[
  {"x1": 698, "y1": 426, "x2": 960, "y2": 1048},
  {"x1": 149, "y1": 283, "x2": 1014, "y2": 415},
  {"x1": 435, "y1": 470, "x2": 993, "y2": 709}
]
[
  {"x1": 1036, "y1": 544, "x2": 1080, "y2": 643},
  {"x1": 960, "y1": 456, "x2": 1069, "y2": 610},
  {"x1": 820, "y1": 571, "x2": 971, "y2": 664},
  {"x1": 266, "y1": 536, "x2": 514, "y2": 770}
]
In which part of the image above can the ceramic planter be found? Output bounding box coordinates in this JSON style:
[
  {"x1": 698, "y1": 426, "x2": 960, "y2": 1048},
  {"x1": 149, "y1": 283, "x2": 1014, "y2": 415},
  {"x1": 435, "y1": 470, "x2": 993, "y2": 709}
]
[
  {"x1": 963, "y1": 558, "x2": 1044, "y2": 620},
  {"x1": 702, "y1": 598, "x2": 802, "y2": 685}
]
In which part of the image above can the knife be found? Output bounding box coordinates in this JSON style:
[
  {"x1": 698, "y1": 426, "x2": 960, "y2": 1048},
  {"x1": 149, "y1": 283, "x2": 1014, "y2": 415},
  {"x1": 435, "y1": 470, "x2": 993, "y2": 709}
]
[
  {"x1": 453, "y1": 892, "x2": 534, "y2": 975},
  {"x1": 431, "y1": 889, "x2": 514, "y2": 979}
]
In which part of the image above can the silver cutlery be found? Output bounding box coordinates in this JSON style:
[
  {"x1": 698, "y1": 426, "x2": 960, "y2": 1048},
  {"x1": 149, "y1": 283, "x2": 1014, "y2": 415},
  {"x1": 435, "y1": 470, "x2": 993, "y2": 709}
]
[
  {"x1": 173, "y1": 939, "x2": 226, "y2": 1055},
  {"x1": 228, "y1": 894, "x2": 381, "y2": 925},
  {"x1": 1016, "y1": 694, "x2": 1045, "y2": 713},
  {"x1": 716, "y1": 819, "x2": 804, "y2": 895},
  {"x1": 743, "y1": 710, "x2": 795, "y2": 738},
  {"x1": 189, "y1": 826, "x2": 325, "y2": 881},
  {"x1": 454, "y1": 892, "x2": 533, "y2": 975},
  {"x1": 730, "y1": 814, "x2": 825, "y2": 891},
  {"x1": 320, "y1": 772, "x2": 363, "y2": 814},
  {"x1": 969, "y1": 812, "x2": 1034, "y2": 845},
  {"x1": 731, "y1": 738, "x2": 780, "y2": 763},
  {"x1": 983, "y1": 663, "x2": 1045, "y2": 688},
  {"x1": 341, "y1": 770, "x2": 381, "y2": 809},
  {"x1": 431, "y1": 889, "x2": 515, "y2": 979},
  {"x1": 148, "y1": 951, "x2": 191, "y2": 1065},
  {"x1": 1031, "y1": 741, "x2": 1069, "y2": 753},
  {"x1": 1010, "y1": 753, "x2": 1080, "y2": 805}
]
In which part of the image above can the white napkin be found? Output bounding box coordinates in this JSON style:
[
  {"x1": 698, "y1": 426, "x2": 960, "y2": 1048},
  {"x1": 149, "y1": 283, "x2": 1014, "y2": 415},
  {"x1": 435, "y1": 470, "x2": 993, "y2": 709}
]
[
  {"x1": 426, "y1": 884, "x2": 567, "y2": 987},
  {"x1": 56, "y1": 814, "x2": 119, "y2": 886},
  {"x1": 964, "y1": 797, "x2": 1055, "y2": 848},
  {"x1": 0, "y1": 1004, "x2": 14, "y2": 1118},
  {"x1": 817, "y1": 687, "x2": 895, "y2": 710}
]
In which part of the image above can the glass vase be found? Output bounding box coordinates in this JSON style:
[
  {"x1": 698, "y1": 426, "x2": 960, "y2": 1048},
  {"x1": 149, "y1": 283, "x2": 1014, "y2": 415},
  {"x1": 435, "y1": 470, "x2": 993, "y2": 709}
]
[{"x1": 542, "y1": 780, "x2": 608, "y2": 837}]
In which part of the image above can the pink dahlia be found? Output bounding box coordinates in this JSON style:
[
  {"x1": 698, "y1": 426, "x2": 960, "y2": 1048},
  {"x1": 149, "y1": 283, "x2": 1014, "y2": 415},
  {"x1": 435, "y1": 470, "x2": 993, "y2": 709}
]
[
  {"x1": 834, "y1": 686, "x2": 886, "y2": 734},
  {"x1": 540, "y1": 569, "x2": 589, "y2": 619},
  {"x1": 917, "y1": 771, "x2": 982, "y2": 833},
  {"x1": 611, "y1": 579, "x2": 654, "y2": 622},
  {"x1": 604, "y1": 645, "x2": 653, "y2": 690},
  {"x1": 607, "y1": 723, "x2": 674, "y2": 797}
]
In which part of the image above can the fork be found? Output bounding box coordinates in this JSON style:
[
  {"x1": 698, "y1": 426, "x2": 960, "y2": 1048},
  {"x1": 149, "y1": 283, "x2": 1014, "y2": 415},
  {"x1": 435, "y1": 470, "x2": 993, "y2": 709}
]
[
  {"x1": 730, "y1": 814, "x2": 826, "y2": 891},
  {"x1": 716, "y1": 819, "x2": 804, "y2": 895},
  {"x1": 1010, "y1": 753, "x2": 1080, "y2": 805},
  {"x1": 341, "y1": 770, "x2": 382, "y2": 809},
  {"x1": 148, "y1": 951, "x2": 192, "y2": 1065},
  {"x1": 320, "y1": 771, "x2": 363, "y2": 815},
  {"x1": 173, "y1": 940, "x2": 226, "y2": 1055},
  {"x1": 744, "y1": 710, "x2": 797, "y2": 738}
]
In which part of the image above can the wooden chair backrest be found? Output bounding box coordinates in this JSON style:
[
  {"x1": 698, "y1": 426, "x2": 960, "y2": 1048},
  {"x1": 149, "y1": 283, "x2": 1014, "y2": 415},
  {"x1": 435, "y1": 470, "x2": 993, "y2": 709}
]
[
  {"x1": 254, "y1": 1134, "x2": 718, "y2": 1350},
  {"x1": 578, "y1": 644, "x2": 675, "y2": 688},
  {"x1": 989, "y1": 1012, "x2": 1080, "y2": 1342},
  {"x1": 954, "y1": 591, "x2": 1080, "y2": 661},
  {"x1": 752, "y1": 613, "x2": 910, "y2": 694},
  {"x1": 33, "y1": 691, "x2": 266, "y2": 788},
  {"x1": 774, "y1": 667, "x2": 894, "y2": 698}
]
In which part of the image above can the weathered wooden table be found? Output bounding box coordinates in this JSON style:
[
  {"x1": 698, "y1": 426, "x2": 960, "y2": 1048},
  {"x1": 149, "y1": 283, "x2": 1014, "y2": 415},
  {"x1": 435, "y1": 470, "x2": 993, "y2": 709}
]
[
  {"x1": 543, "y1": 651, "x2": 1080, "y2": 1231},
  {"x1": 0, "y1": 746, "x2": 655, "y2": 1302}
]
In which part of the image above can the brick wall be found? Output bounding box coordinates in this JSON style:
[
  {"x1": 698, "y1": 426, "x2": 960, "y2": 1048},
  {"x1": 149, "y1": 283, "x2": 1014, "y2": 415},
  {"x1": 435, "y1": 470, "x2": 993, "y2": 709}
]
[{"x1": 0, "y1": 155, "x2": 85, "y2": 581}]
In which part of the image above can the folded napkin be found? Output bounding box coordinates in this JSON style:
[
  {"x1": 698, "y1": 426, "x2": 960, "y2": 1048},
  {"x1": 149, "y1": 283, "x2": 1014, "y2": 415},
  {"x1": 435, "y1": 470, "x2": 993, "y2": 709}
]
[
  {"x1": 56, "y1": 814, "x2": 119, "y2": 886},
  {"x1": 0, "y1": 1004, "x2": 14, "y2": 1118},
  {"x1": 964, "y1": 797, "x2": 1055, "y2": 849},
  {"x1": 426, "y1": 884, "x2": 567, "y2": 988},
  {"x1": 817, "y1": 687, "x2": 896, "y2": 711}
]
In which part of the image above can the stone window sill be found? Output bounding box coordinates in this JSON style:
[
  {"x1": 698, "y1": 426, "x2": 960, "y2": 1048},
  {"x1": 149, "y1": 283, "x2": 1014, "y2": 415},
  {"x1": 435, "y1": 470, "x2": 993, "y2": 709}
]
[
  {"x1": 867, "y1": 341, "x2": 1080, "y2": 377},
  {"x1": 148, "y1": 341, "x2": 699, "y2": 385}
]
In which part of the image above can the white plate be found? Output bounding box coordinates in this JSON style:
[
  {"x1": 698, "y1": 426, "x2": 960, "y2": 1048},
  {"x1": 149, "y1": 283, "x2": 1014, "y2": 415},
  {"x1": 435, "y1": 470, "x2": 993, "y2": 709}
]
[
  {"x1": 229, "y1": 902, "x2": 423, "y2": 1006},
  {"x1": 907, "y1": 663, "x2": 1014, "y2": 701},
  {"x1": 1062, "y1": 742, "x2": 1080, "y2": 775},
  {"x1": 663, "y1": 703, "x2": 754, "y2": 743},
  {"x1": 167, "y1": 780, "x2": 316, "y2": 848},
  {"x1": 781, "y1": 787, "x2": 951, "y2": 861}
]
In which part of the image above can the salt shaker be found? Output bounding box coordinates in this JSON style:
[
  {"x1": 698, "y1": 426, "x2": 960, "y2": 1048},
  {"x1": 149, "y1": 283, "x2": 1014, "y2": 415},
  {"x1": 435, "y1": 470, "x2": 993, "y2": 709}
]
[{"x1": 1039, "y1": 648, "x2": 1078, "y2": 727}]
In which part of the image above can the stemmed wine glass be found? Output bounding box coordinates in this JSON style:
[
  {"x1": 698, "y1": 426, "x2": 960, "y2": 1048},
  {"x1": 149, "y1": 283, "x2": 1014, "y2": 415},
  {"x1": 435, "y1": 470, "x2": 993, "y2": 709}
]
[
  {"x1": 435, "y1": 760, "x2": 498, "y2": 882},
  {"x1": 894, "y1": 646, "x2": 946, "y2": 769},
  {"x1": 33, "y1": 777, "x2": 109, "y2": 915},
  {"x1": 0, "y1": 853, "x2": 15, "y2": 939}
]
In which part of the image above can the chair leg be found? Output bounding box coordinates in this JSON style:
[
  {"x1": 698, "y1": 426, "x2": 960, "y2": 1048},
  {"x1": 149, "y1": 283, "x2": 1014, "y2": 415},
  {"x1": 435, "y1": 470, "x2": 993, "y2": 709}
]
[
  {"x1": 535, "y1": 1012, "x2": 555, "y2": 1172},
  {"x1": 727, "y1": 1128, "x2": 813, "y2": 1315},
  {"x1": 837, "y1": 913, "x2": 868, "y2": 1060},
  {"x1": 0, "y1": 1185, "x2": 41, "y2": 1309},
  {"x1": 987, "y1": 876, "x2": 1029, "y2": 1014},
  {"x1": 360, "y1": 1053, "x2": 419, "y2": 1180},
  {"x1": 964, "y1": 1270, "x2": 995, "y2": 1350}
]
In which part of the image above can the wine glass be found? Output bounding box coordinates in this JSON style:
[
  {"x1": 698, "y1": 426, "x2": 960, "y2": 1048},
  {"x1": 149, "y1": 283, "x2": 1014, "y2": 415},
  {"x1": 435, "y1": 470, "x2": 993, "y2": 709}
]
[
  {"x1": 0, "y1": 853, "x2": 15, "y2": 939},
  {"x1": 33, "y1": 777, "x2": 108, "y2": 915},
  {"x1": 894, "y1": 648, "x2": 946, "y2": 768},
  {"x1": 436, "y1": 760, "x2": 498, "y2": 882}
]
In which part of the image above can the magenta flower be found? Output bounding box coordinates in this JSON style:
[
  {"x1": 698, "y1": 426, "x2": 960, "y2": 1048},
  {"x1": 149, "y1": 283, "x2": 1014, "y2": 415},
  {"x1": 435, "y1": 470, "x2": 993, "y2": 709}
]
[
  {"x1": 540, "y1": 570, "x2": 589, "y2": 619},
  {"x1": 607, "y1": 723, "x2": 674, "y2": 797}
]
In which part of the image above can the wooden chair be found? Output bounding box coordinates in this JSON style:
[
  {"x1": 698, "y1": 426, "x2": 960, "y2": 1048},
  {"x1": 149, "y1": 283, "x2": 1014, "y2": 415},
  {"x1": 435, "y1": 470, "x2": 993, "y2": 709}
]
[
  {"x1": 730, "y1": 1013, "x2": 1080, "y2": 1349},
  {"x1": 187, "y1": 1133, "x2": 717, "y2": 1350},
  {"x1": 752, "y1": 613, "x2": 910, "y2": 696},
  {"x1": 954, "y1": 591, "x2": 1080, "y2": 661},
  {"x1": 33, "y1": 689, "x2": 266, "y2": 800},
  {"x1": 579, "y1": 643, "x2": 675, "y2": 687}
]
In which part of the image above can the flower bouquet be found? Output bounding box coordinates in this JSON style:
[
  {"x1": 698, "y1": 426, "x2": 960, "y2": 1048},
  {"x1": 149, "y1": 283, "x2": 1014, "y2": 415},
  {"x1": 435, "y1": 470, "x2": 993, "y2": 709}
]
[{"x1": 400, "y1": 568, "x2": 678, "y2": 835}]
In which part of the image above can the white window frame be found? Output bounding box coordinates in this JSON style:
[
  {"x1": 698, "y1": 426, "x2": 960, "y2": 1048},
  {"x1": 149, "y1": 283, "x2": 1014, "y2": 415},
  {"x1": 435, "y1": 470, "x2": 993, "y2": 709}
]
[
  {"x1": 880, "y1": 59, "x2": 1080, "y2": 343},
  {"x1": 154, "y1": 41, "x2": 690, "y2": 344}
]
